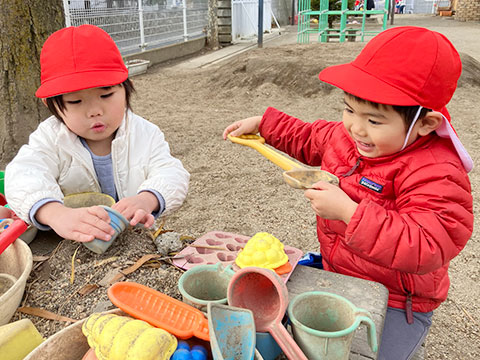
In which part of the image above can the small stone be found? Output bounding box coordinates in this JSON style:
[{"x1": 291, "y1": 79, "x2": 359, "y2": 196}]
[
  {"x1": 91, "y1": 301, "x2": 114, "y2": 314},
  {"x1": 154, "y1": 231, "x2": 184, "y2": 255}
]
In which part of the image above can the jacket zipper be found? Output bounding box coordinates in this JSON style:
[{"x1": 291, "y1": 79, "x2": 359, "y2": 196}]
[
  {"x1": 342, "y1": 158, "x2": 362, "y2": 177},
  {"x1": 327, "y1": 158, "x2": 362, "y2": 268},
  {"x1": 400, "y1": 273, "x2": 414, "y2": 324}
]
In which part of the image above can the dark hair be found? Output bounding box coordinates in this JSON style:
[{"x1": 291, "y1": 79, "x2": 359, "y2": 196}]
[
  {"x1": 345, "y1": 93, "x2": 432, "y2": 127},
  {"x1": 45, "y1": 78, "x2": 135, "y2": 121}
]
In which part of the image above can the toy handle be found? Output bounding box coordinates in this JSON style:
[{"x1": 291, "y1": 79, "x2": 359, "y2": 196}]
[
  {"x1": 0, "y1": 219, "x2": 28, "y2": 254},
  {"x1": 228, "y1": 134, "x2": 301, "y2": 171},
  {"x1": 356, "y1": 310, "x2": 378, "y2": 353},
  {"x1": 269, "y1": 321, "x2": 308, "y2": 360}
]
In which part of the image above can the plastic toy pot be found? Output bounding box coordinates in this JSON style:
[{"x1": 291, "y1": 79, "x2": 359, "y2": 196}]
[
  {"x1": 63, "y1": 193, "x2": 123, "y2": 254},
  {"x1": 178, "y1": 263, "x2": 235, "y2": 312},
  {"x1": 287, "y1": 291, "x2": 378, "y2": 360},
  {"x1": 227, "y1": 267, "x2": 308, "y2": 360},
  {"x1": 82, "y1": 206, "x2": 129, "y2": 254}
]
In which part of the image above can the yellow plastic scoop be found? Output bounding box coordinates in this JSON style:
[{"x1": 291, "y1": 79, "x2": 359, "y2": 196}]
[{"x1": 228, "y1": 134, "x2": 339, "y2": 189}]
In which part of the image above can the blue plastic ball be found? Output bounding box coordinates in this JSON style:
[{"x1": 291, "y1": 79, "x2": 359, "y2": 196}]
[{"x1": 171, "y1": 348, "x2": 193, "y2": 360}]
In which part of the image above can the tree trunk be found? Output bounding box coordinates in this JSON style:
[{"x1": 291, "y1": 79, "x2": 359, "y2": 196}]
[
  {"x1": 0, "y1": 0, "x2": 64, "y2": 167},
  {"x1": 207, "y1": 0, "x2": 220, "y2": 50}
]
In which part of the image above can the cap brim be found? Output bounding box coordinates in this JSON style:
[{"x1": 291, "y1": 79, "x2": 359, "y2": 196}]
[
  {"x1": 319, "y1": 63, "x2": 419, "y2": 106},
  {"x1": 35, "y1": 70, "x2": 128, "y2": 98}
]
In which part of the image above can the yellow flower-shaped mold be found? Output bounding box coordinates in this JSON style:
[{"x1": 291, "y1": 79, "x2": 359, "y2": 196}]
[{"x1": 235, "y1": 232, "x2": 288, "y2": 270}]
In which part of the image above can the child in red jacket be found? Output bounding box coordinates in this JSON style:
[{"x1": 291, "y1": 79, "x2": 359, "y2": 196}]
[{"x1": 223, "y1": 27, "x2": 473, "y2": 359}]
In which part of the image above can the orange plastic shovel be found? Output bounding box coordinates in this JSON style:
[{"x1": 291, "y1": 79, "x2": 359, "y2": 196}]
[
  {"x1": 227, "y1": 134, "x2": 339, "y2": 189},
  {"x1": 108, "y1": 282, "x2": 210, "y2": 341}
]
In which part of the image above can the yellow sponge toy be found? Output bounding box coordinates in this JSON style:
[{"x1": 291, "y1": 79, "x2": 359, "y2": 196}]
[{"x1": 0, "y1": 318, "x2": 44, "y2": 360}]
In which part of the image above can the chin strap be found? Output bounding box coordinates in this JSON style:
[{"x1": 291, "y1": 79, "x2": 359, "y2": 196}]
[{"x1": 400, "y1": 106, "x2": 423, "y2": 151}]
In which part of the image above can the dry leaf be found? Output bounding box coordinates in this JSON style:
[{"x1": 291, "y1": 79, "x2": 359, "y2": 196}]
[
  {"x1": 180, "y1": 235, "x2": 196, "y2": 242},
  {"x1": 110, "y1": 254, "x2": 161, "y2": 283},
  {"x1": 78, "y1": 284, "x2": 99, "y2": 296},
  {"x1": 143, "y1": 262, "x2": 162, "y2": 268},
  {"x1": 121, "y1": 254, "x2": 161, "y2": 275},
  {"x1": 32, "y1": 255, "x2": 50, "y2": 262},
  {"x1": 98, "y1": 268, "x2": 124, "y2": 286},
  {"x1": 17, "y1": 306, "x2": 77, "y2": 323}
]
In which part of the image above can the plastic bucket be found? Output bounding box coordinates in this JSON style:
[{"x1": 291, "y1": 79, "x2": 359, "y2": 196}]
[{"x1": 0, "y1": 239, "x2": 33, "y2": 325}]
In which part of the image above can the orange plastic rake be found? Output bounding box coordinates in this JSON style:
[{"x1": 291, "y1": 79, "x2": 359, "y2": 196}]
[{"x1": 108, "y1": 282, "x2": 210, "y2": 341}]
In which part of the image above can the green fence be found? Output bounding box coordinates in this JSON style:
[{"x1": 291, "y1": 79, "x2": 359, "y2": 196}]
[{"x1": 297, "y1": 0, "x2": 390, "y2": 43}]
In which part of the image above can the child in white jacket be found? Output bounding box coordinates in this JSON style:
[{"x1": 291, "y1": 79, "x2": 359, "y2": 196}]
[{"x1": 5, "y1": 24, "x2": 189, "y2": 244}]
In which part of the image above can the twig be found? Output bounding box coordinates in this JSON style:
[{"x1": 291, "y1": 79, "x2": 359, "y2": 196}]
[
  {"x1": 21, "y1": 277, "x2": 40, "y2": 307},
  {"x1": 155, "y1": 255, "x2": 186, "y2": 261},
  {"x1": 58, "y1": 268, "x2": 102, "y2": 315},
  {"x1": 188, "y1": 244, "x2": 227, "y2": 251},
  {"x1": 70, "y1": 245, "x2": 80, "y2": 284},
  {"x1": 452, "y1": 300, "x2": 479, "y2": 330}
]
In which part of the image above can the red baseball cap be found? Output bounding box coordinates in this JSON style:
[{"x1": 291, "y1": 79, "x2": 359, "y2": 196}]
[
  {"x1": 319, "y1": 26, "x2": 473, "y2": 172},
  {"x1": 35, "y1": 24, "x2": 128, "y2": 98}
]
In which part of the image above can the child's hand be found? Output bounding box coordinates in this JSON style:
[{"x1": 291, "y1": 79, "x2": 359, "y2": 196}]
[
  {"x1": 0, "y1": 206, "x2": 16, "y2": 219},
  {"x1": 112, "y1": 192, "x2": 157, "y2": 228},
  {"x1": 37, "y1": 203, "x2": 114, "y2": 242},
  {"x1": 304, "y1": 182, "x2": 358, "y2": 224},
  {"x1": 222, "y1": 116, "x2": 263, "y2": 139}
]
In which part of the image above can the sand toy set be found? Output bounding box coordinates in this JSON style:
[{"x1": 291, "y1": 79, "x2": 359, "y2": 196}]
[
  {"x1": 172, "y1": 231, "x2": 303, "y2": 283},
  {"x1": 1, "y1": 192, "x2": 376, "y2": 360}
]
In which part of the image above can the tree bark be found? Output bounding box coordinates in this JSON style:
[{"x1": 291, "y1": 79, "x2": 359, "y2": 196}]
[
  {"x1": 207, "y1": 0, "x2": 219, "y2": 50},
  {"x1": 0, "y1": 0, "x2": 64, "y2": 167}
]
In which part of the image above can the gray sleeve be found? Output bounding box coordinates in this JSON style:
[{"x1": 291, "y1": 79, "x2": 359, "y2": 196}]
[
  {"x1": 139, "y1": 189, "x2": 165, "y2": 218},
  {"x1": 29, "y1": 198, "x2": 62, "y2": 231}
]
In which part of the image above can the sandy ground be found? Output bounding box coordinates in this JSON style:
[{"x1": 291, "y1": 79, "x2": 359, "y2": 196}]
[
  {"x1": 149, "y1": 14, "x2": 480, "y2": 359},
  {"x1": 15, "y1": 14, "x2": 479, "y2": 359}
]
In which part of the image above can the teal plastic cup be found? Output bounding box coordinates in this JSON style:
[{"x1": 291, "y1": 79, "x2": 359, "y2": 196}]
[{"x1": 82, "y1": 205, "x2": 129, "y2": 254}]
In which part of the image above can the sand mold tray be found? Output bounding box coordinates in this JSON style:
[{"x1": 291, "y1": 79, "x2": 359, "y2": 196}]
[{"x1": 172, "y1": 231, "x2": 303, "y2": 282}]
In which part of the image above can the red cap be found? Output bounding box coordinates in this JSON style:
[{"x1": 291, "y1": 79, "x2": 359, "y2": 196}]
[
  {"x1": 35, "y1": 25, "x2": 128, "y2": 98},
  {"x1": 319, "y1": 26, "x2": 472, "y2": 172}
]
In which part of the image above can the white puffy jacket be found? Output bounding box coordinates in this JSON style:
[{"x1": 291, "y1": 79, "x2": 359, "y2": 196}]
[{"x1": 5, "y1": 111, "x2": 189, "y2": 223}]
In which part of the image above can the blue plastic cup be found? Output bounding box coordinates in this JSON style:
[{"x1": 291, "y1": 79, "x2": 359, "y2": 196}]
[
  {"x1": 82, "y1": 205, "x2": 129, "y2": 254},
  {"x1": 255, "y1": 331, "x2": 282, "y2": 360}
]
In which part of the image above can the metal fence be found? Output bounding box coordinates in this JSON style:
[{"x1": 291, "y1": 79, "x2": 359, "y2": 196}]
[
  {"x1": 374, "y1": 0, "x2": 451, "y2": 13},
  {"x1": 63, "y1": 0, "x2": 209, "y2": 55}
]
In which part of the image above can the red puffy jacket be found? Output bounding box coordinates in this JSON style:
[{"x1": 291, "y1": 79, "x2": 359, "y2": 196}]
[{"x1": 260, "y1": 107, "x2": 473, "y2": 313}]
